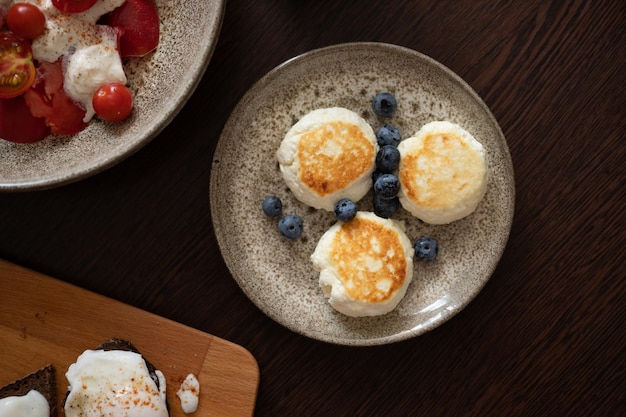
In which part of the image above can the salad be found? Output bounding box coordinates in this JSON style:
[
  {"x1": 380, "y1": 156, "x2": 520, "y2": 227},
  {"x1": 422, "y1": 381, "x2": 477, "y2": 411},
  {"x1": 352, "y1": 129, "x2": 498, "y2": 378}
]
[{"x1": 0, "y1": 0, "x2": 159, "y2": 143}]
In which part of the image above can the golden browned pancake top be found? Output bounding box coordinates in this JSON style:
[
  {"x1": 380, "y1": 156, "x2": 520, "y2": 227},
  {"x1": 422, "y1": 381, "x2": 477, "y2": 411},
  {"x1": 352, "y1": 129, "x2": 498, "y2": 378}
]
[
  {"x1": 329, "y1": 216, "x2": 408, "y2": 303},
  {"x1": 400, "y1": 132, "x2": 485, "y2": 209},
  {"x1": 297, "y1": 121, "x2": 375, "y2": 196}
]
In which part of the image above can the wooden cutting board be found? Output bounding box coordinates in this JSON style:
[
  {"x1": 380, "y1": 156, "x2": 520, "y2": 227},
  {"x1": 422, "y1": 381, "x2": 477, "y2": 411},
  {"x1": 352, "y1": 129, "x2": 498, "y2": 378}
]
[{"x1": 0, "y1": 259, "x2": 259, "y2": 417}]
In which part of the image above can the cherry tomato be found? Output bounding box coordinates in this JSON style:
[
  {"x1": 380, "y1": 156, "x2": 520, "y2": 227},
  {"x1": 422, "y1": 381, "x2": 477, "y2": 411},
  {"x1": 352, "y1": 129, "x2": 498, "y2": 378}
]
[
  {"x1": 24, "y1": 60, "x2": 88, "y2": 135},
  {"x1": 51, "y1": 0, "x2": 98, "y2": 14},
  {"x1": 101, "y1": 0, "x2": 159, "y2": 57},
  {"x1": 92, "y1": 83, "x2": 133, "y2": 122},
  {"x1": 0, "y1": 33, "x2": 36, "y2": 99},
  {"x1": 0, "y1": 95, "x2": 50, "y2": 143},
  {"x1": 6, "y1": 3, "x2": 46, "y2": 40}
]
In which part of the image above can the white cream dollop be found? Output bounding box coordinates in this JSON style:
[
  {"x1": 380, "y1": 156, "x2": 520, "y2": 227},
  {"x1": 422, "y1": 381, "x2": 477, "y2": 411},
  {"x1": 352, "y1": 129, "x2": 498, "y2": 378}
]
[
  {"x1": 63, "y1": 39, "x2": 127, "y2": 121},
  {"x1": 176, "y1": 373, "x2": 200, "y2": 414},
  {"x1": 0, "y1": 390, "x2": 49, "y2": 417},
  {"x1": 64, "y1": 349, "x2": 169, "y2": 417}
]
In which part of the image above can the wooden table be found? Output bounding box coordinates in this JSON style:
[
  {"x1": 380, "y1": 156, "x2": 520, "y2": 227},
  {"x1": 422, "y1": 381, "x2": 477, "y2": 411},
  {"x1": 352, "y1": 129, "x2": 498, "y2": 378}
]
[{"x1": 1, "y1": 0, "x2": 623, "y2": 415}]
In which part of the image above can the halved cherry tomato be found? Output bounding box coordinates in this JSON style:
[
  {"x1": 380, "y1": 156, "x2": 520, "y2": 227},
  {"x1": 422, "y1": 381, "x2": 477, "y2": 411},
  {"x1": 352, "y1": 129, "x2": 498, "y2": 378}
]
[
  {"x1": 51, "y1": 0, "x2": 98, "y2": 14},
  {"x1": 24, "y1": 60, "x2": 88, "y2": 135},
  {"x1": 93, "y1": 82, "x2": 133, "y2": 122},
  {"x1": 101, "y1": 0, "x2": 159, "y2": 57},
  {"x1": 0, "y1": 32, "x2": 36, "y2": 99},
  {"x1": 0, "y1": 95, "x2": 50, "y2": 143},
  {"x1": 6, "y1": 3, "x2": 46, "y2": 40}
]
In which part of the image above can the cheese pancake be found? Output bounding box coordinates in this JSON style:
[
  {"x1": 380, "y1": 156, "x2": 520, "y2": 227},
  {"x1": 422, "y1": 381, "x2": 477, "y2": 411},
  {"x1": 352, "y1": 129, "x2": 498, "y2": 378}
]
[
  {"x1": 397, "y1": 121, "x2": 487, "y2": 224},
  {"x1": 311, "y1": 211, "x2": 414, "y2": 317},
  {"x1": 276, "y1": 107, "x2": 378, "y2": 211}
]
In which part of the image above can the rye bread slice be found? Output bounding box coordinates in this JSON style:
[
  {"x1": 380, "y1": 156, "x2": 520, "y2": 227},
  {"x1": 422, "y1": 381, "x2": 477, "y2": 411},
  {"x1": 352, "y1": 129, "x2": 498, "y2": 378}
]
[{"x1": 0, "y1": 364, "x2": 57, "y2": 417}]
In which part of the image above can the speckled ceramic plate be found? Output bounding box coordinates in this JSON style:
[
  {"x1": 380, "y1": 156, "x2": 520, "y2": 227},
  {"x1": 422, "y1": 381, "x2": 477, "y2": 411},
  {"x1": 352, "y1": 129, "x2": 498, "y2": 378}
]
[
  {"x1": 0, "y1": 0, "x2": 225, "y2": 191},
  {"x1": 210, "y1": 43, "x2": 515, "y2": 345}
]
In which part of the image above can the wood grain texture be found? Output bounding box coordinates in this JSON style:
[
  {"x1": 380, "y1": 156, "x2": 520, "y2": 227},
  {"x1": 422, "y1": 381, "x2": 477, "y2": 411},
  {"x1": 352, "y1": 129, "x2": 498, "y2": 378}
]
[
  {"x1": 0, "y1": 0, "x2": 624, "y2": 416},
  {"x1": 0, "y1": 260, "x2": 259, "y2": 417}
]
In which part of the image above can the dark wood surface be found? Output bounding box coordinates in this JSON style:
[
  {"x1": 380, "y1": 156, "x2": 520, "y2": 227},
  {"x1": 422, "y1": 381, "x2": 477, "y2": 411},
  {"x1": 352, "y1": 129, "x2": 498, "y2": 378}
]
[{"x1": 1, "y1": 0, "x2": 624, "y2": 416}]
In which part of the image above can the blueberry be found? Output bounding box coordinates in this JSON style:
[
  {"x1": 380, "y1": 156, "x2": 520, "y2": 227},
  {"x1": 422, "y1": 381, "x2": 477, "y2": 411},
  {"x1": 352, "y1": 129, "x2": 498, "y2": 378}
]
[
  {"x1": 372, "y1": 92, "x2": 397, "y2": 118},
  {"x1": 374, "y1": 173, "x2": 400, "y2": 199},
  {"x1": 373, "y1": 194, "x2": 400, "y2": 218},
  {"x1": 376, "y1": 145, "x2": 400, "y2": 173},
  {"x1": 278, "y1": 214, "x2": 303, "y2": 240},
  {"x1": 376, "y1": 124, "x2": 401, "y2": 147},
  {"x1": 262, "y1": 195, "x2": 282, "y2": 218},
  {"x1": 414, "y1": 237, "x2": 438, "y2": 262},
  {"x1": 372, "y1": 169, "x2": 383, "y2": 183},
  {"x1": 334, "y1": 199, "x2": 357, "y2": 222}
]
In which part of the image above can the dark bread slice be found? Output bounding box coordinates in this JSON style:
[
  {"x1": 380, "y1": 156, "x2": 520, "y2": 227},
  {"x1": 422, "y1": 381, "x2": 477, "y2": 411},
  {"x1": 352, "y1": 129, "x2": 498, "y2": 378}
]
[
  {"x1": 64, "y1": 338, "x2": 168, "y2": 412},
  {"x1": 0, "y1": 364, "x2": 57, "y2": 417}
]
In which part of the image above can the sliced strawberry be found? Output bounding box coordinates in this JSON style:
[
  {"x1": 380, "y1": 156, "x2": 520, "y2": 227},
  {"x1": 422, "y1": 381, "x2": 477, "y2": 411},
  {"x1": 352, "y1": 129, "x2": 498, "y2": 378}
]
[
  {"x1": 0, "y1": 95, "x2": 50, "y2": 143},
  {"x1": 102, "y1": 0, "x2": 159, "y2": 58},
  {"x1": 24, "y1": 60, "x2": 88, "y2": 135}
]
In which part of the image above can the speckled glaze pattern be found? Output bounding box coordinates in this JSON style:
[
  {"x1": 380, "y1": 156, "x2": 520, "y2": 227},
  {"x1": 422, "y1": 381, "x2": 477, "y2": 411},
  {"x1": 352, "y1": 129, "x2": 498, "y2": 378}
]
[
  {"x1": 0, "y1": 0, "x2": 225, "y2": 191},
  {"x1": 210, "y1": 43, "x2": 515, "y2": 346}
]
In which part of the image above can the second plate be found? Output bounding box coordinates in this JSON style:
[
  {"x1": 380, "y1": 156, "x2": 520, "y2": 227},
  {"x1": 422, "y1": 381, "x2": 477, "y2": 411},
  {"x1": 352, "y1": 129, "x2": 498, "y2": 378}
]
[{"x1": 210, "y1": 42, "x2": 515, "y2": 345}]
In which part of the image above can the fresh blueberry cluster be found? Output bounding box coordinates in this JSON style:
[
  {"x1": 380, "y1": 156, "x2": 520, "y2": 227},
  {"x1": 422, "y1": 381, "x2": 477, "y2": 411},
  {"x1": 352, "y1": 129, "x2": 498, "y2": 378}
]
[
  {"x1": 372, "y1": 92, "x2": 438, "y2": 261},
  {"x1": 262, "y1": 195, "x2": 303, "y2": 240},
  {"x1": 371, "y1": 92, "x2": 402, "y2": 219}
]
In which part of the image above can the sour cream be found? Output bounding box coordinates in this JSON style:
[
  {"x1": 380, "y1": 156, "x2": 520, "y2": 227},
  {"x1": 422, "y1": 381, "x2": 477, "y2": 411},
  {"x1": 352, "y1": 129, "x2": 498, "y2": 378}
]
[
  {"x1": 64, "y1": 349, "x2": 168, "y2": 417},
  {"x1": 0, "y1": 390, "x2": 49, "y2": 417},
  {"x1": 176, "y1": 373, "x2": 200, "y2": 414},
  {"x1": 6, "y1": 0, "x2": 127, "y2": 121},
  {"x1": 63, "y1": 38, "x2": 126, "y2": 120}
]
